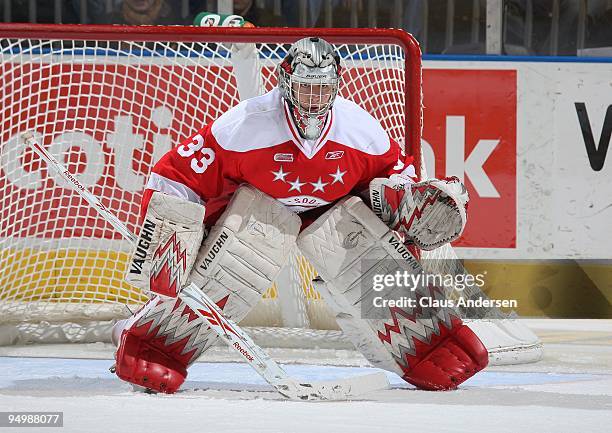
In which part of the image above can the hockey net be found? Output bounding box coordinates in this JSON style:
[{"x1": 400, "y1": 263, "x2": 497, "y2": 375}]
[{"x1": 0, "y1": 24, "x2": 424, "y2": 346}]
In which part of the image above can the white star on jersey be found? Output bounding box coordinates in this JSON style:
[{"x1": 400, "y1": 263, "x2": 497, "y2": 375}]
[
  {"x1": 288, "y1": 177, "x2": 306, "y2": 192},
  {"x1": 329, "y1": 166, "x2": 347, "y2": 184},
  {"x1": 310, "y1": 177, "x2": 329, "y2": 193},
  {"x1": 271, "y1": 166, "x2": 290, "y2": 182}
]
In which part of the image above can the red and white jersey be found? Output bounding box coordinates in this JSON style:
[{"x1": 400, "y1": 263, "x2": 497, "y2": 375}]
[{"x1": 144, "y1": 87, "x2": 415, "y2": 225}]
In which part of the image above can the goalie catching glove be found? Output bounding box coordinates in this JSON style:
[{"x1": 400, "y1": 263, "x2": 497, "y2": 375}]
[{"x1": 369, "y1": 176, "x2": 468, "y2": 250}]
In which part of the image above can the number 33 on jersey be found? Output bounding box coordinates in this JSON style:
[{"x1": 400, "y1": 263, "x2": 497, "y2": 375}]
[{"x1": 176, "y1": 133, "x2": 216, "y2": 174}]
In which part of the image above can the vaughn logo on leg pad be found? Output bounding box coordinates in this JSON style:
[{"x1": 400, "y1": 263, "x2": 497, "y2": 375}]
[
  {"x1": 197, "y1": 229, "x2": 231, "y2": 272},
  {"x1": 129, "y1": 219, "x2": 157, "y2": 274}
]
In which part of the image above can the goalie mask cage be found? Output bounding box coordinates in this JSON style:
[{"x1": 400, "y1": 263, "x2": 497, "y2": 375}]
[{"x1": 0, "y1": 24, "x2": 423, "y2": 347}]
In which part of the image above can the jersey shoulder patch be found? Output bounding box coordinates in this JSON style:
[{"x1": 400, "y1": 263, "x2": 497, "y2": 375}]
[
  {"x1": 327, "y1": 97, "x2": 391, "y2": 156},
  {"x1": 211, "y1": 88, "x2": 289, "y2": 152}
]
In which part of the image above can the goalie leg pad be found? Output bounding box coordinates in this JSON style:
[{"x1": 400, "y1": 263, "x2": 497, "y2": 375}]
[
  {"x1": 370, "y1": 176, "x2": 468, "y2": 251},
  {"x1": 188, "y1": 184, "x2": 301, "y2": 322},
  {"x1": 298, "y1": 196, "x2": 488, "y2": 390},
  {"x1": 125, "y1": 191, "x2": 206, "y2": 297}
]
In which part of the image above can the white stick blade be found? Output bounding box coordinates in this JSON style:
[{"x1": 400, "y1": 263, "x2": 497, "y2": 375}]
[{"x1": 284, "y1": 372, "x2": 390, "y2": 401}]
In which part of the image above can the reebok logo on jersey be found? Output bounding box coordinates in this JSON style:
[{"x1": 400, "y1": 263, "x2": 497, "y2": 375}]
[
  {"x1": 274, "y1": 153, "x2": 294, "y2": 162},
  {"x1": 325, "y1": 151, "x2": 344, "y2": 160}
]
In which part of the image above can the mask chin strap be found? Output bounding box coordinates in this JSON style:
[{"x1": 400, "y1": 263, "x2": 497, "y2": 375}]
[
  {"x1": 291, "y1": 104, "x2": 328, "y2": 140},
  {"x1": 303, "y1": 115, "x2": 324, "y2": 140}
]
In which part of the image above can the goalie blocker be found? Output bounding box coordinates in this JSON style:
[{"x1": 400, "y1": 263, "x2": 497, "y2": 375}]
[
  {"x1": 113, "y1": 185, "x2": 300, "y2": 393},
  {"x1": 298, "y1": 196, "x2": 488, "y2": 390},
  {"x1": 124, "y1": 192, "x2": 206, "y2": 298}
]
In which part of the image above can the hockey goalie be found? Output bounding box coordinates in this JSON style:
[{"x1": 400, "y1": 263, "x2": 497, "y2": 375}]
[{"x1": 112, "y1": 36, "x2": 495, "y2": 393}]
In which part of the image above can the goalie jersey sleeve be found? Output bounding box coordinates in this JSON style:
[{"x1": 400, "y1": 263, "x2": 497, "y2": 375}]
[
  {"x1": 140, "y1": 123, "x2": 241, "y2": 224},
  {"x1": 141, "y1": 88, "x2": 416, "y2": 224},
  {"x1": 352, "y1": 136, "x2": 416, "y2": 195}
]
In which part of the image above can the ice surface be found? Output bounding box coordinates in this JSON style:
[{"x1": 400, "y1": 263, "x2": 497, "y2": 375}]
[{"x1": 0, "y1": 319, "x2": 610, "y2": 433}]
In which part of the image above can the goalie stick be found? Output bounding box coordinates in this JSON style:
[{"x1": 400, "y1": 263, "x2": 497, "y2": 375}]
[{"x1": 23, "y1": 131, "x2": 389, "y2": 401}]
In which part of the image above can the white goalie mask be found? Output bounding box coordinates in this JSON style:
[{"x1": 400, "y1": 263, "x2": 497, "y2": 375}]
[{"x1": 278, "y1": 37, "x2": 341, "y2": 140}]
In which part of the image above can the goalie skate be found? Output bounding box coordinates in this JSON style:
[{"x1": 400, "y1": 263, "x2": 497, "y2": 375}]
[{"x1": 370, "y1": 176, "x2": 468, "y2": 251}]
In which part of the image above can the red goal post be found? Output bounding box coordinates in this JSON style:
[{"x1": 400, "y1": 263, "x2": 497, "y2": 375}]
[{"x1": 0, "y1": 24, "x2": 422, "y2": 345}]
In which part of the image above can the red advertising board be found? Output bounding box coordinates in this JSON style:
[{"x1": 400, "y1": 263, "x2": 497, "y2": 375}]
[{"x1": 423, "y1": 69, "x2": 517, "y2": 248}]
